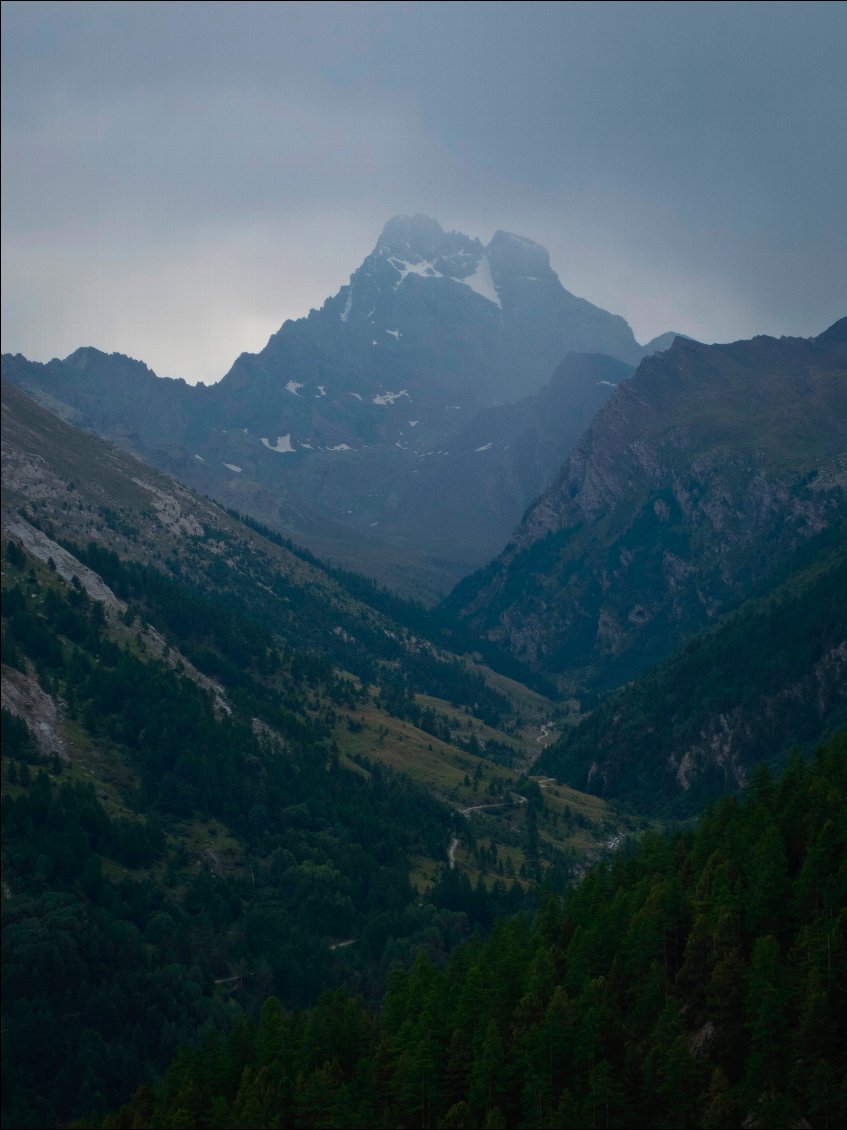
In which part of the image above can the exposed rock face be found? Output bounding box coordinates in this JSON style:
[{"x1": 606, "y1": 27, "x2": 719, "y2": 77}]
[
  {"x1": 671, "y1": 638, "x2": 846, "y2": 787},
  {"x1": 2, "y1": 517, "x2": 126, "y2": 614},
  {"x1": 448, "y1": 319, "x2": 847, "y2": 687},
  {"x1": 1, "y1": 668, "x2": 67, "y2": 760},
  {"x1": 2, "y1": 216, "x2": 666, "y2": 596}
]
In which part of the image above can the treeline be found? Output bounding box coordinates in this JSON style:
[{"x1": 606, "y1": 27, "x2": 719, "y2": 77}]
[
  {"x1": 66, "y1": 529, "x2": 514, "y2": 728},
  {"x1": 60, "y1": 540, "x2": 337, "y2": 700},
  {"x1": 99, "y1": 734, "x2": 846, "y2": 1129},
  {"x1": 225, "y1": 507, "x2": 556, "y2": 698}
]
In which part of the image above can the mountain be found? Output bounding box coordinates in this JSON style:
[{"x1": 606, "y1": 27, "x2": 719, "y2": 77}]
[
  {"x1": 0, "y1": 380, "x2": 516, "y2": 737},
  {"x1": 3, "y1": 378, "x2": 845, "y2": 1129},
  {"x1": 219, "y1": 213, "x2": 644, "y2": 412},
  {"x1": 447, "y1": 319, "x2": 847, "y2": 688},
  {"x1": 3, "y1": 215, "x2": 670, "y2": 596}
]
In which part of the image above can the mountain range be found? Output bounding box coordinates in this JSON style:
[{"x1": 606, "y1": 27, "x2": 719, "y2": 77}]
[
  {"x1": 3, "y1": 215, "x2": 675, "y2": 597},
  {"x1": 3, "y1": 376, "x2": 632, "y2": 1126}
]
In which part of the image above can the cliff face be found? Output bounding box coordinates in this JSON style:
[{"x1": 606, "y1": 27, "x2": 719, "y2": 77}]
[{"x1": 447, "y1": 320, "x2": 847, "y2": 687}]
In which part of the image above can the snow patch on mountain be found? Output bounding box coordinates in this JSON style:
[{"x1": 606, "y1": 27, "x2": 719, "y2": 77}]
[
  {"x1": 461, "y1": 254, "x2": 501, "y2": 308},
  {"x1": 386, "y1": 250, "x2": 500, "y2": 308},
  {"x1": 223, "y1": 463, "x2": 242, "y2": 472},
  {"x1": 261, "y1": 435, "x2": 295, "y2": 454},
  {"x1": 285, "y1": 380, "x2": 304, "y2": 396},
  {"x1": 373, "y1": 390, "x2": 409, "y2": 406},
  {"x1": 388, "y1": 257, "x2": 441, "y2": 284}
]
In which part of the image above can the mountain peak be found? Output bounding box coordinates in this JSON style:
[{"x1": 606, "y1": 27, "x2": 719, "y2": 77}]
[
  {"x1": 817, "y1": 315, "x2": 847, "y2": 346},
  {"x1": 63, "y1": 346, "x2": 156, "y2": 378},
  {"x1": 63, "y1": 346, "x2": 108, "y2": 367},
  {"x1": 376, "y1": 214, "x2": 446, "y2": 259},
  {"x1": 486, "y1": 230, "x2": 551, "y2": 275}
]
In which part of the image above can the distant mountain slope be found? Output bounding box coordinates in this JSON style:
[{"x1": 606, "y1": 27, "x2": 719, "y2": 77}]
[
  {"x1": 2, "y1": 215, "x2": 669, "y2": 595},
  {"x1": 447, "y1": 319, "x2": 847, "y2": 687},
  {"x1": 364, "y1": 352, "x2": 634, "y2": 573},
  {"x1": 0, "y1": 380, "x2": 503, "y2": 704},
  {"x1": 535, "y1": 525, "x2": 847, "y2": 813}
]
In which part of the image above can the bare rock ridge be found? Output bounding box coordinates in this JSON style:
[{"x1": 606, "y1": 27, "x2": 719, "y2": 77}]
[
  {"x1": 2, "y1": 215, "x2": 671, "y2": 597},
  {"x1": 446, "y1": 318, "x2": 847, "y2": 688}
]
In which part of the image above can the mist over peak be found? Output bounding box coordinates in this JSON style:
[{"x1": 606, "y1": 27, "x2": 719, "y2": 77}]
[
  {"x1": 376, "y1": 214, "x2": 447, "y2": 258},
  {"x1": 486, "y1": 229, "x2": 551, "y2": 274}
]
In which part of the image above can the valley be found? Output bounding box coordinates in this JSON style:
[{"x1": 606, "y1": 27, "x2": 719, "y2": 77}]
[{"x1": 1, "y1": 378, "x2": 633, "y2": 1126}]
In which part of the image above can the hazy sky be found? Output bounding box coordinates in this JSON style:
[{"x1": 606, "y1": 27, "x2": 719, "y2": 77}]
[{"x1": 3, "y1": 1, "x2": 846, "y2": 383}]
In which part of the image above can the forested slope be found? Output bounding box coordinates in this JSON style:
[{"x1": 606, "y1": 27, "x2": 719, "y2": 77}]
[
  {"x1": 0, "y1": 545, "x2": 465, "y2": 1128},
  {"x1": 536, "y1": 525, "x2": 847, "y2": 813},
  {"x1": 98, "y1": 733, "x2": 847, "y2": 1129}
]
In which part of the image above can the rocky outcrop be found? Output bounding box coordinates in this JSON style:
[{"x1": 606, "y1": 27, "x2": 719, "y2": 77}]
[{"x1": 1, "y1": 668, "x2": 67, "y2": 760}]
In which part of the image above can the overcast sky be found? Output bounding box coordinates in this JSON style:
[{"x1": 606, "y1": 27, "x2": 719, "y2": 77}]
[{"x1": 3, "y1": 1, "x2": 846, "y2": 384}]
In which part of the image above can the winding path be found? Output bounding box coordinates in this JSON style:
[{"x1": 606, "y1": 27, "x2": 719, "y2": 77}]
[{"x1": 447, "y1": 802, "x2": 506, "y2": 868}]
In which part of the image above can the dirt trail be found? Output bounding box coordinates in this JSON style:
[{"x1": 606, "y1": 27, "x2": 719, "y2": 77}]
[{"x1": 448, "y1": 802, "x2": 506, "y2": 868}]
